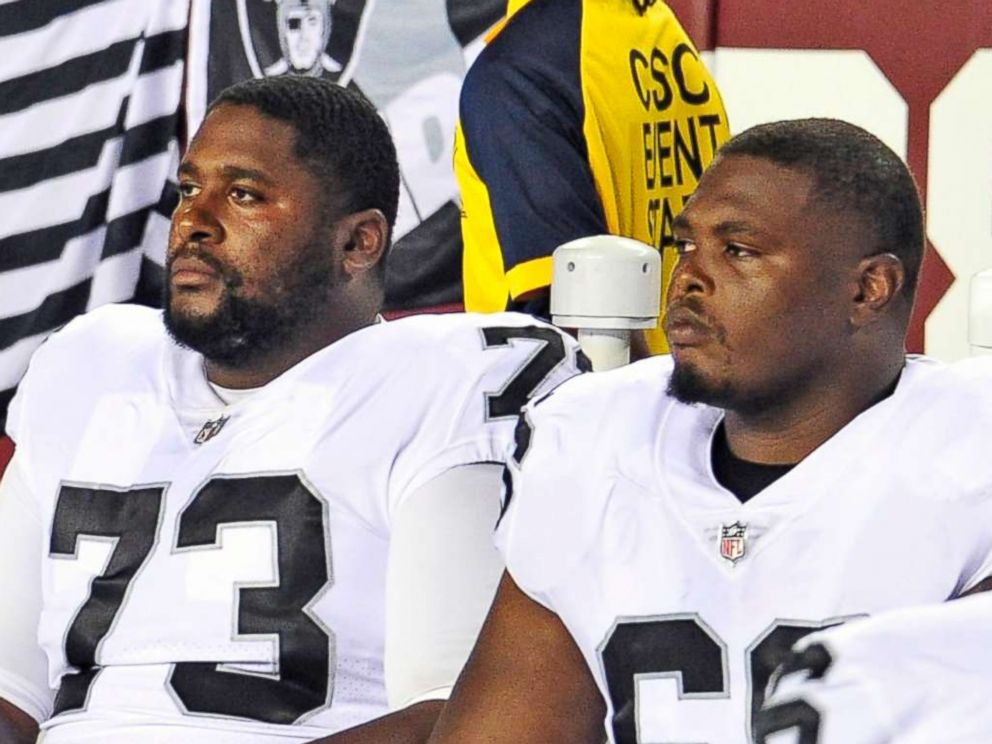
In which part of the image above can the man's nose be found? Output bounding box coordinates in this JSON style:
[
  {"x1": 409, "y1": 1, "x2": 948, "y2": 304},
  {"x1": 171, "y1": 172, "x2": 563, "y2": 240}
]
[
  {"x1": 172, "y1": 195, "x2": 223, "y2": 245},
  {"x1": 668, "y1": 249, "x2": 711, "y2": 300}
]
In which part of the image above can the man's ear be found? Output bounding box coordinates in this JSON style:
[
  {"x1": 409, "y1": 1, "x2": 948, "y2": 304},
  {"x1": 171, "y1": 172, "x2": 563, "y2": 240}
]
[
  {"x1": 850, "y1": 252, "x2": 905, "y2": 328},
  {"x1": 337, "y1": 208, "x2": 389, "y2": 278}
]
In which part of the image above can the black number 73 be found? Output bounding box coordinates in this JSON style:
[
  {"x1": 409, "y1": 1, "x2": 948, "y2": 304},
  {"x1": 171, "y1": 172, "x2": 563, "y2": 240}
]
[{"x1": 49, "y1": 474, "x2": 332, "y2": 724}]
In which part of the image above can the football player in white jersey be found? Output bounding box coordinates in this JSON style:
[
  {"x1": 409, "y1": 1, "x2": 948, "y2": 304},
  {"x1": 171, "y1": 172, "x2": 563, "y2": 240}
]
[
  {"x1": 0, "y1": 76, "x2": 586, "y2": 743},
  {"x1": 756, "y1": 594, "x2": 992, "y2": 743},
  {"x1": 427, "y1": 119, "x2": 992, "y2": 744}
]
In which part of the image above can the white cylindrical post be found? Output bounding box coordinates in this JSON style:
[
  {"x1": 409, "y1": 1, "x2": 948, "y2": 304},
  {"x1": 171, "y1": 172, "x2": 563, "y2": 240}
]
[
  {"x1": 576, "y1": 328, "x2": 631, "y2": 371},
  {"x1": 551, "y1": 236, "x2": 661, "y2": 371}
]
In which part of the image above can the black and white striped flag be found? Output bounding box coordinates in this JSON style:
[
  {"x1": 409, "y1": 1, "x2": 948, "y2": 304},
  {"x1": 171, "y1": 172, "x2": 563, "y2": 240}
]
[{"x1": 0, "y1": 0, "x2": 188, "y2": 429}]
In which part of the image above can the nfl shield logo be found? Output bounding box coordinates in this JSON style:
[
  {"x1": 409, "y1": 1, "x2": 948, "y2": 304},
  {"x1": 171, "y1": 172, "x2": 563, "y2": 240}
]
[
  {"x1": 194, "y1": 416, "x2": 229, "y2": 445},
  {"x1": 719, "y1": 522, "x2": 747, "y2": 564}
]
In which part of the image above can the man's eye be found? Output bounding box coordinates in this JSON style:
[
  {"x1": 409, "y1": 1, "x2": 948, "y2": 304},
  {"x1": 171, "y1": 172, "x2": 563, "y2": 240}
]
[
  {"x1": 230, "y1": 187, "x2": 259, "y2": 204},
  {"x1": 672, "y1": 238, "x2": 696, "y2": 256},
  {"x1": 177, "y1": 182, "x2": 199, "y2": 198},
  {"x1": 725, "y1": 243, "x2": 757, "y2": 259}
]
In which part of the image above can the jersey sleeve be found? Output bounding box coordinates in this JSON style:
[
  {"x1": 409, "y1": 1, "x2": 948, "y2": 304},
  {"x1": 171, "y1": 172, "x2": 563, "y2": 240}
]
[
  {"x1": 756, "y1": 639, "x2": 896, "y2": 744},
  {"x1": 0, "y1": 453, "x2": 54, "y2": 723},
  {"x1": 383, "y1": 463, "x2": 504, "y2": 710},
  {"x1": 4, "y1": 332, "x2": 30, "y2": 445},
  {"x1": 959, "y1": 518, "x2": 992, "y2": 593},
  {"x1": 4, "y1": 316, "x2": 51, "y2": 480},
  {"x1": 926, "y1": 358, "x2": 992, "y2": 593},
  {"x1": 457, "y1": 0, "x2": 608, "y2": 312},
  {"x1": 386, "y1": 315, "x2": 587, "y2": 522},
  {"x1": 494, "y1": 374, "x2": 609, "y2": 610},
  {"x1": 0, "y1": 339, "x2": 61, "y2": 723}
]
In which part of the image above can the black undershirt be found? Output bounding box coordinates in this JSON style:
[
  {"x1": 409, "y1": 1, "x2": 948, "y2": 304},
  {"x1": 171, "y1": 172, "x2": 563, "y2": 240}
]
[
  {"x1": 711, "y1": 374, "x2": 902, "y2": 503},
  {"x1": 711, "y1": 422, "x2": 795, "y2": 504}
]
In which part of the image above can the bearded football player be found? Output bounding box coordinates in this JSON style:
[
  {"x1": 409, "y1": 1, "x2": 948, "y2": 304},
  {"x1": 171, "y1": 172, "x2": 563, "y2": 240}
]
[
  {"x1": 427, "y1": 119, "x2": 992, "y2": 744},
  {"x1": 0, "y1": 76, "x2": 585, "y2": 743}
]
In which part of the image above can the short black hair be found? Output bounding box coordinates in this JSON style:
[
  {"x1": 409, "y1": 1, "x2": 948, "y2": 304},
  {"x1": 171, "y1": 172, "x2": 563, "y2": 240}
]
[
  {"x1": 718, "y1": 118, "x2": 924, "y2": 296},
  {"x1": 208, "y1": 75, "x2": 400, "y2": 244}
]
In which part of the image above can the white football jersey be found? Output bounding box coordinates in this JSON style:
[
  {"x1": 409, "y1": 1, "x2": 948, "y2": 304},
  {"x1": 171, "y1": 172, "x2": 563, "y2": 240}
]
[
  {"x1": 496, "y1": 354, "x2": 992, "y2": 744},
  {"x1": 757, "y1": 594, "x2": 992, "y2": 744},
  {"x1": 0, "y1": 304, "x2": 584, "y2": 742}
]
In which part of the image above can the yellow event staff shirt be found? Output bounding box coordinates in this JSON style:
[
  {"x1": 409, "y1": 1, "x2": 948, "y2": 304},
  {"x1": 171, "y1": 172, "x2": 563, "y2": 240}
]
[{"x1": 456, "y1": 0, "x2": 729, "y2": 353}]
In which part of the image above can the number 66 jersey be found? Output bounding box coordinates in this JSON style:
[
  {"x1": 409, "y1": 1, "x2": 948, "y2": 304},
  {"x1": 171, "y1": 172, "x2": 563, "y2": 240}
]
[
  {"x1": 496, "y1": 354, "x2": 992, "y2": 744},
  {"x1": 0, "y1": 304, "x2": 584, "y2": 742}
]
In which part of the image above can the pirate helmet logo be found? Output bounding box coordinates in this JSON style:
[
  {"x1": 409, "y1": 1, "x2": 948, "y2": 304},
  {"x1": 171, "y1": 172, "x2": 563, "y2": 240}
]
[
  {"x1": 236, "y1": 0, "x2": 370, "y2": 85},
  {"x1": 266, "y1": 0, "x2": 340, "y2": 76}
]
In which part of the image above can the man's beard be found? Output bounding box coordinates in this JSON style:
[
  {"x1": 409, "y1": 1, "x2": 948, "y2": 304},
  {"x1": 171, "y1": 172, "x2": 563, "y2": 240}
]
[
  {"x1": 163, "y1": 238, "x2": 339, "y2": 368},
  {"x1": 668, "y1": 357, "x2": 802, "y2": 418},
  {"x1": 667, "y1": 359, "x2": 736, "y2": 408}
]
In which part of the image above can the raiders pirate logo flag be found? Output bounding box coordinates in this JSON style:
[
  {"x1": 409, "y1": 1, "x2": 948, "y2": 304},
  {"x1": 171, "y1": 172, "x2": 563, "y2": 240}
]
[
  {"x1": 248, "y1": 0, "x2": 344, "y2": 78},
  {"x1": 207, "y1": 0, "x2": 371, "y2": 99}
]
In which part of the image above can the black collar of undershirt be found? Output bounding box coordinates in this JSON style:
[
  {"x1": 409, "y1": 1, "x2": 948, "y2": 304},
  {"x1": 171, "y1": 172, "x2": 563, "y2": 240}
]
[
  {"x1": 710, "y1": 371, "x2": 903, "y2": 504},
  {"x1": 711, "y1": 422, "x2": 795, "y2": 504}
]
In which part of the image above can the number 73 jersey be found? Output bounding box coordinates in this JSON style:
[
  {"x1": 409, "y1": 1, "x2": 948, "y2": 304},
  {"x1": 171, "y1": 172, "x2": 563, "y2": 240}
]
[
  {"x1": 2, "y1": 304, "x2": 584, "y2": 742},
  {"x1": 496, "y1": 354, "x2": 992, "y2": 744}
]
